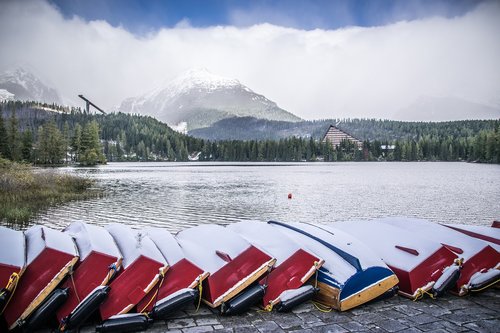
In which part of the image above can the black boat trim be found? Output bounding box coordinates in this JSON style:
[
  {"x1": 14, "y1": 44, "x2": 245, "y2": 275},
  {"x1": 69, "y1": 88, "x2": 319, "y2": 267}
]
[
  {"x1": 151, "y1": 288, "x2": 198, "y2": 319},
  {"x1": 276, "y1": 286, "x2": 319, "y2": 312},
  {"x1": 24, "y1": 288, "x2": 69, "y2": 332},
  {"x1": 60, "y1": 286, "x2": 110, "y2": 331},
  {"x1": 432, "y1": 265, "x2": 461, "y2": 297},
  {"x1": 220, "y1": 284, "x2": 266, "y2": 315},
  {"x1": 96, "y1": 314, "x2": 153, "y2": 333}
]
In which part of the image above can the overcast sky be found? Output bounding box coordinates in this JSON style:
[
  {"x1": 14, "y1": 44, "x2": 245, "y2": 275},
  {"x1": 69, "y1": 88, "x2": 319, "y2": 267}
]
[{"x1": 0, "y1": 0, "x2": 499, "y2": 120}]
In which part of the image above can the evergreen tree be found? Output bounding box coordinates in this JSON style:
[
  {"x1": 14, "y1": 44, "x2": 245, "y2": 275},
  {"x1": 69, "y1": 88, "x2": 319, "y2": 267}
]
[
  {"x1": 71, "y1": 123, "x2": 82, "y2": 161},
  {"x1": 495, "y1": 124, "x2": 500, "y2": 163},
  {"x1": 36, "y1": 121, "x2": 65, "y2": 165},
  {"x1": 137, "y1": 140, "x2": 146, "y2": 160},
  {"x1": 7, "y1": 109, "x2": 21, "y2": 161},
  {"x1": 393, "y1": 141, "x2": 402, "y2": 161},
  {"x1": 21, "y1": 129, "x2": 33, "y2": 162},
  {"x1": 46, "y1": 121, "x2": 65, "y2": 164},
  {"x1": 0, "y1": 107, "x2": 8, "y2": 158},
  {"x1": 63, "y1": 121, "x2": 70, "y2": 164},
  {"x1": 119, "y1": 130, "x2": 127, "y2": 155},
  {"x1": 79, "y1": 120, "x2": 106, "y2": 165},
  {"x1": 36, "y1": 126, "x2": 48, "y2": 164}
]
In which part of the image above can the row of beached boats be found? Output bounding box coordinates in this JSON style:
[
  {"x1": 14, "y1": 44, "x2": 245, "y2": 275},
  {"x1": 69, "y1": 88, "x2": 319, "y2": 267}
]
[{"x1": 0, "y1": 218, "x2": 499, "y2": 332}]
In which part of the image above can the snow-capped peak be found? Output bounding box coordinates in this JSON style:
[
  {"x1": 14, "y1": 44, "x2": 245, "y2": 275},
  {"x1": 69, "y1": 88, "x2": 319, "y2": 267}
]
[
  {"x1": 117, "y1": 68, "x2": 301, "y2": 130},
  {"x1": 147, "y1": 68, "x2": 251, "y2": 100},
  {"x1": 174, "y1": 68, "x2": 242, "y2": 90},
  {"x1": 0, "y1": 67, "x2": 62, "y2": 104}
]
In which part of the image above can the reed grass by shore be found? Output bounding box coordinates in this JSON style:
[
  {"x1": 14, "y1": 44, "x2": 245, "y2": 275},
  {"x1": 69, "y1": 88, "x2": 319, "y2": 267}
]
[{"x1": 0, "y1": 158, "x2": 101, "y2": 225}]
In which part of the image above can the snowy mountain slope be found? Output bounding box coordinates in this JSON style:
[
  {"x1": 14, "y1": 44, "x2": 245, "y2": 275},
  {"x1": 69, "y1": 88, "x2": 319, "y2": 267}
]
[
  {"x1": 0, "y1": 89, "x2": 14, "y2": 102},
  {"x1": 0, "y1": 68, "x2": 62, "y2": 104},
  {"x1": 117, "y1": 68, "x2": 301, "y2": 130}
]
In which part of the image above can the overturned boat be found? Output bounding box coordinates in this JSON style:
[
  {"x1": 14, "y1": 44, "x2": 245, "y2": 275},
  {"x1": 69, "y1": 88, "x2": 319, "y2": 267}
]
[
  {"x1": 269, "y1": 221, "x2": 399, "y2": 311},
  {"x1": 0, "y1": 226, "x2": 25, "y2": 315},
  {"x1": 136, "y1": 227, "x2": 209, "y2": 319},
  {"x1": 378, "y1": 217, "x2": 500, "y2": 295},
  {"x1": 56, "y1": 222, "x2": 123, "y2": 331},
  {"x1": 3, "y1": 225, "x2": 78, "y2": 331},
  {"x1": 227, "y1": 220, "x2": 324, "y2": 311},
  {"x1": 442, "y1": 223, "x2": 500, "y2": 250},
  {"x1": 176, "y1": 225, "x2": 276, "y2": 315},
  {"x1": 333, "y1": 220, "x2": 461, "y2": 299},
  {"x1": 99, "y1": 224, "x2": 168, "y2": 321}
]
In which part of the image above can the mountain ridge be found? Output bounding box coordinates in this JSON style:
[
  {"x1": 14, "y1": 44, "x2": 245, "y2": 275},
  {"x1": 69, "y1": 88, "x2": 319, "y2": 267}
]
[{"x1": 117, "y1": 68, "x2": 301, "y2": 130}]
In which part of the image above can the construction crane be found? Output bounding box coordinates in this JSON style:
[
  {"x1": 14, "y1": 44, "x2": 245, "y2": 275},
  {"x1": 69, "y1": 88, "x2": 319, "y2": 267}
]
[{"x1": 78, "y1": 94, "x2": 106, "y2": 114}]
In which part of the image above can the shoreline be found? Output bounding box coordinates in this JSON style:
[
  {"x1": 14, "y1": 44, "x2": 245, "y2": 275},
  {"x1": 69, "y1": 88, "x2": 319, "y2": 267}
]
[
  {"x1": 0, "y1": 159, "x2": 100, "y2": 225},
  {"x1": 39, "y1": 289, "x2": 499, "y2": 333}
]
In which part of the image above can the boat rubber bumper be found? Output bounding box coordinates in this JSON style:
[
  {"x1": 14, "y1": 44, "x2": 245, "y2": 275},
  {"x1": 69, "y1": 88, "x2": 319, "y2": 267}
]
[
  {"x1": 61, "y1": 286, "x2": 110, "y2": 331},
  {"x1": 151, "y1": 288, "x2": 198, "y2": 319},
  {"x1": 468, "y1": 268, "x2": 500, "y2": 292},
  {"x1": 96, "y1": 313, "x2": 153, "y2": 333},
  {"x1": 276, "y1": 286, "x2": 318, "y2": 312},
  {"x1": 24, "y1": 288, "x2": 69, "y2": 332},
  {"x1": 0, "y1": 288, "x2": 10, "y2": 312},
  {"x1": 432, "y1": 265, "x2": 462, "y2": 297},
  {"x1": 220, "y1": 284, "x2": 266, "y2": 315}
]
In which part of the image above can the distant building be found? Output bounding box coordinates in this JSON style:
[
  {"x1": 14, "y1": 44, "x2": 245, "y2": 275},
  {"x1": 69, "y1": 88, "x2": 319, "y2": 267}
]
[
  {"x1": 380, "y1": 144, "x2": 395, "y2": 158},
  {"x1": 322, "y1": 125, "x2": 362, "y2": 148}
]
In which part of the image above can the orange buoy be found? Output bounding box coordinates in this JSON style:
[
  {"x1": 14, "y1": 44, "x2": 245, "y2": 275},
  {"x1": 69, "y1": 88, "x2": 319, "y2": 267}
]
[{"x1": 288, "y1": 193, "x2": 292, "y2": 199}]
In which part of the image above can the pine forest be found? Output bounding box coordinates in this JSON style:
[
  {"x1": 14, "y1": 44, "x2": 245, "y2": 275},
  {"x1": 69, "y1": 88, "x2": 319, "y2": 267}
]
[{"x1": 0, "y1": 101, "x2": 499, "y2": 166}]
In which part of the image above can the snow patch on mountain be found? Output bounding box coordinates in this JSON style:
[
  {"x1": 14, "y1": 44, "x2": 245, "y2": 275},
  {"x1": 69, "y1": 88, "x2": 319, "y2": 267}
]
[{"x1": 0, "y1": 89, "x2": 14, "y2": 102}]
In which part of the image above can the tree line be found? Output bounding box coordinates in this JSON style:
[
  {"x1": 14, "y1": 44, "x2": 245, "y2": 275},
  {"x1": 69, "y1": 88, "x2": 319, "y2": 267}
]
[
  {"x1": 0, "y1": 102, "x2": 105, "y2": 165},
  {"x1": 0, "y1": 101, "x2": 499, "y2": 165},
  {"x1": 194, "y1": 131, "x2": 500, "y2": 163},
  {"x1": 189, "y1": 115, "x2": 498, "y2": 142}
]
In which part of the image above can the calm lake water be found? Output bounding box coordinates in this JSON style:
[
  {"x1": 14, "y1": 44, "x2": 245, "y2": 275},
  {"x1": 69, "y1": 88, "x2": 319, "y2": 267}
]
[{"x1": 11, "y1": 162, "x2": 500, "y2": 232}]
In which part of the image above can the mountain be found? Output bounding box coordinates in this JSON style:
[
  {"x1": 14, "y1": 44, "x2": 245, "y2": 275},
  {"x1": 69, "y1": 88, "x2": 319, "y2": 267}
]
[
  {"x1": 394, "y1": 96, "x2": 500, "y2": 121},
  {"x1": 0, "y1": 68, "x2": 62, "y2": 104},
  {"x1": 117, "y1": 68, "x2": 301, "y2": 130}
]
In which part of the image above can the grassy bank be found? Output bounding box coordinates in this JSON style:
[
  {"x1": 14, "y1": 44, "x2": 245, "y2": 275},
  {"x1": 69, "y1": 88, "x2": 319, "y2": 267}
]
[{"x1": 0, "y1": 158, "x2": 101, "y2": 225}]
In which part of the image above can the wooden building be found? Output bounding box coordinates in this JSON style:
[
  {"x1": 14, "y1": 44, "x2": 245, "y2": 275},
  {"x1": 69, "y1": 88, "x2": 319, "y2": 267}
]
[{"x1": 322, "y1": 125, "x2": 362, "y2": 148}]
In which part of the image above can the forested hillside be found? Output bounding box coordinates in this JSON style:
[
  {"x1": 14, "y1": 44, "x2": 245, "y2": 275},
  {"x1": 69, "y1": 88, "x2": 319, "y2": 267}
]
[
  {"x1": 0, "y1": 101, "x2": 200, "y2": 164},
  {"x1": 1, "y1": 101, "x2": 499, "y2": 164},
  {"x1": 189, "y1": 116, "x2": 498, "y2": 142}
]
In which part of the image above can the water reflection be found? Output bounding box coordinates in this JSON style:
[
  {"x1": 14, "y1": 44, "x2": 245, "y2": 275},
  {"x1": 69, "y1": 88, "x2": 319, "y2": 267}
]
[{"x1": 9, "y1": 162, "x2": 500, "y2": 232}]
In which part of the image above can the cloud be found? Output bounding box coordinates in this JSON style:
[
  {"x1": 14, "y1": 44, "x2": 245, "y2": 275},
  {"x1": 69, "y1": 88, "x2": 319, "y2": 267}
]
[{"x1": 0, "y1": 0, "x2": 499, "y2": 120}]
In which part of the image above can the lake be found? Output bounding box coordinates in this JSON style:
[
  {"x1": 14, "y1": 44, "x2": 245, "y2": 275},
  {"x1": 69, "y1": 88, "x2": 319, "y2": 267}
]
[{"x1": 9, "y1": 162, "x2": 500, "y2": 232}]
